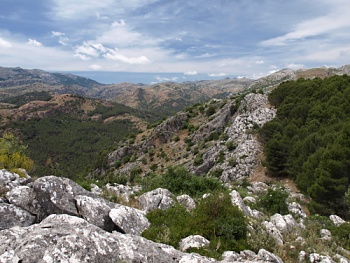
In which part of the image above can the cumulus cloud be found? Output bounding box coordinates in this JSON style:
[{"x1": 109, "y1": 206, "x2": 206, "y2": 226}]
[
  {"x1": 208, "y1": 73, "x2": 226, "y2": 77},
  {"x1": 0, "y1": 38, "x2": 12, "y2": 48},
  {"x1": 155, "y1": 75, "x2": 179, "y2": 82},
  {"x1": 261, "y1": 4, "x2": 350, "y2": 46},
  {"x1": 51, "y1": 31, "x2": 69, "y2": 45},
  {"x1": 112, "y1": 19, "x2": 126, "y2": 27},
  {"x1": 184, "y1": 71, "x2": 198, "y2": 76},
  {"x1": 104, "y1": 50, "x2": 150, "y2": 64},
  {"x1": 27, "y1": 39, "x2": 42, "y2": 46},
  {"x1": 286, "y1": 63, "x2": 305, "y2": 70},
  {"x1": 89, "y1": 64, "x2": 102, "y2": 70},
  {"x1": 75, "y1": 42, "x2": 101, "y2": 58}
]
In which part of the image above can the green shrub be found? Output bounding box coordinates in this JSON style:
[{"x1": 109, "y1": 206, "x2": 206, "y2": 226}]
[
  {"x1": 140, "y1": 165, "x2": 224, "y2": 198},
  {"x1": 142, "y1": 192, "x2": 248, "y2": 258},
  {"x1": 206, "y1": 105, "x2": 216, "y2": 116},
  {"x1": 331, "y1": 223, "x2": 350, "y2": 250},
  {"x1": 258, "y1": 187, "x2": 289, "y2": 215}
]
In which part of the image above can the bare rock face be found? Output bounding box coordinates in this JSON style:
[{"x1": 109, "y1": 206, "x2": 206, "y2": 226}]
[
  {"x1": 32, "y1": 176, "x2": 95, "y2": 217},
  {"x1": 270, "y1": 213, "x2": 298, "y2": 234},
  {"x1": 138, "y1": 188, "x2": 175, "y2": 212},
  {"x1": 329, "y1": 215, "x2": 346, "y2": 227},
  {"x1": 0, "y1": 169, "x2": 28, "y2": 192},
  {"x1": 230, "y1": 190, "x2": 251, "y2": 216},
  {"x1": 0, "y1": 203, "x2": 36, "y2": 230},
  {"x1": 6, "y1": 186, "x2": 46, "y2": 221},
  {"x1": 109, "y1": 206, "x2": 150, "y2": 235},
  {"x1": 74, "y1": 195, "x2": 119, "y2": 232},
  {"x1": 221, "y1": 249, "x2": 283, "y2": 263},
  {"x1": 179, "y1": 235, "x2": 210, "y2": 251},
  {"x1": 0, "y1": 214, "x2": 216, "y2": 263},
  {"x1": 177, "y1": 194, "x2": 196, "y2": 211}
]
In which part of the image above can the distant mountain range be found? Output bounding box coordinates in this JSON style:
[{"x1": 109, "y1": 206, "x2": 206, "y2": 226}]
[{"x1": 1, "y1": 65, "x2": 350, "y2": 118}]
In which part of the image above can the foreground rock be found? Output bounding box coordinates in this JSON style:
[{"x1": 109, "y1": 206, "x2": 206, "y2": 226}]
[
  {"x1": 109, "y1": 206, "x2": 150, "y2": 235},
  {"x1": 0, "y1": 203, "x2": 36, "y2": 230},
  {"x1": 0, "y1": 214, "x2": 286, "y2": 263},
  {"x1": 0, "y1": 214, "x2": 215, "y2": 263},
  {"x1": 179, "y1": 235, "x2": 210, "y2": 251},
  {"x1": 138, "y1": 188, "x2": 175, "y2": 212}
]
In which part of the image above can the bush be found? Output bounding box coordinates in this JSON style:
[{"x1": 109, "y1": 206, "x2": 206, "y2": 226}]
[
  {"x1": 142, "y1": 192, "x2": 248, "y2": 258},
  {"x1": 258, "y1": 187, "x2": 289, "y2": 215},
  {"x1": 206, "y1": 105, "x2": 216, "y2": 117},
  {"x1": 0, "y1": 132, "x2": 34, "y2": 172},
  {"x1": 140, "y1": 165, "x2": 224, "y2": 198}
]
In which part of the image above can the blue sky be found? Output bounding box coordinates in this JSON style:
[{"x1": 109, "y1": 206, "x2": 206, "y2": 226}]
[{"x1": 1, "y1": 0, "x2": 350, "y2": 80}]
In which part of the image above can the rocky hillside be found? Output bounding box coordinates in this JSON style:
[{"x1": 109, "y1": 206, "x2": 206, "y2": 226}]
[
  {"x1": 106, "y1": 92, "x2": 275, "y2": 184},
  {"x1": 0, "y1": 66, "x2": 100, "y2": 88},
  {"x1": 0, "y1": 93, "x2": 154, "y2": 177}
]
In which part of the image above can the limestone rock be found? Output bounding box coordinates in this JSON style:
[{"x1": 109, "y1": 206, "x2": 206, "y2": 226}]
[
  {"x1": 75, "y1": 194, "x2": 118, "y2": 232},
  {"x1": 329, "y1": 214, "x2": 346, "y2": 227},
  {"x1": 179, "y1": 235, "x2": 210, "y2": 251},
  {"x1": 320, "y1": 229, "x2": 332, "y2": 241},
  {"x1": 138, "y1": 188, "x2": 174, "y2": 212},
  {"x1": 90, "y1": 183, "x2": 103, "y2": 195},
  {"x1": 105, "y1": 183, "x2": 140, "y2": 202},
  {"x1": 0, "y1": 214, "x2": 216, "y2": 263},
  {"x1": 6, "y1": 186, "x2": 46, "y2": 221},
  {"x1": 263, "y1": 221, "x2": 283, "y2": 245},
  {"x1": 32, "y1": 176, "x2": 94, "y2": 217},
  {"x1": 288, "y1": 202, "x2": 307, "y2": 218},
  {"x1": 0, "y1": 169, "x2": 28, "y2": 192},
  {"x1": 247, "y1": 182, "x2": 269, "y2": 195},
  {"x1": 221, "y1": 249, "x2": 283, "y2": 263},
  {"x1": 258, "y1": 249, "x2": 284, "y2": 263},
  {"x1": 0, "y1": 203, "x2": 36, "y2": 230},
  {"x1": 177, "y1": 194, "x2": 196, "y2": 211},
  {"x1": 109, "y1": 206, "x2": 150, "y2": 235},
  {"x1": 309, "y1": 253, "x2": 334, "y2": 263},
  {"x1": 270, "y1": 213, "x2": 298, "y2": 234},
  {"x1": 230, "y1": 190, "x2": 251, "y2": 216}
]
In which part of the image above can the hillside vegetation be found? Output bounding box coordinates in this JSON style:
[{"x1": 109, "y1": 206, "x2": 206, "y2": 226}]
[
  {"x1": 0, "y1": 94, "x2": 157, "y2": 178},
  {"x1": 260, "y1": 75, "x2": 350, "y2": 218}
]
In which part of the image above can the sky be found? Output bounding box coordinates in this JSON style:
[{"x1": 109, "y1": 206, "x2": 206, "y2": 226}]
[{"x1": 1, "y1": 0, "x2": 350, "y2": 83}]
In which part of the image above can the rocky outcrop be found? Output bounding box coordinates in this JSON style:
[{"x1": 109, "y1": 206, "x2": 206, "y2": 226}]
[
  {"x1": 330, "y1": 215, "x2": 346, "y2": 227},
  {"x1": 221, "y1": 249, "x2": 283, "y2": 263},
  {"x1": 177, "y1": 194, "x2": 196, "y2": 211},
  {"x1": 138, "y1": 188, "x2": 175, "y2": 212},
  {"x1": 0, "y1": 214, "x2": 212, "y2": 263},
  {"x1": 0, "y1": 203, "x2": 36, "y2": 230},
  {"x1": 32, "y1": 176, "x2": 95, "y2": 217},
  {"x1": 179, "y1": 235, "x2": 210, "y2": 251},
  {"x1": 109, "y1": 206, "x2": 150, "y2": 235},
  {"x1": 0, "y1": 169, "x2": 30, "y2": 192}
]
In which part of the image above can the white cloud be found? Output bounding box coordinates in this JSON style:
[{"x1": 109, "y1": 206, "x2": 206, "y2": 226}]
[
  {"x1": 51, "y1": 31, "x2": 69, "y2": 45},
  {"x1": 0, "y1": 38, "x2": 12, "y2": 48},
  {"x1": 155, "y1": 75, "x2": 178, "y2": 82},
  {"x1": 208, "y1": 73, "x2": 226, "y2": 77},
  {"x1": 75, "y1": 42, "x2": 102, "y2": 58},
  {"x1": 112, "y1": 19, "x2": 126, "y2": 27},
  {"x1": 255, "y1": 60, "x2": 264, "y2": 64},
  {"x1": 286, "y1": 63, "x2": 305, "y2": 70},
  {"x1": 104, "y1": 50, "x2": 150, "y2": 64},
  {"x1": 51, "y1": 31, "x2": 65, "y2": 37},
  {"x1": 27, "y1": 39, "x2": 42, "y2": 46},
  {"x1": 184, "y1": 71, "x2": 197, "y2": 76},
  {"x1": 74, "y1": 53, "x2": 91, "y2": 61},
  {"x1": 261, "y1": 4, "x2": 350, "y2": 46},
  {"x1": 50, "y1": 0, "x2": 158, "y2": 20},
  {"x1": 268, "y1": 70, "x2": 279, "y2": 74},
  {"x1": 89, "y1": 64, "x2": 102, "y2": 70}
]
